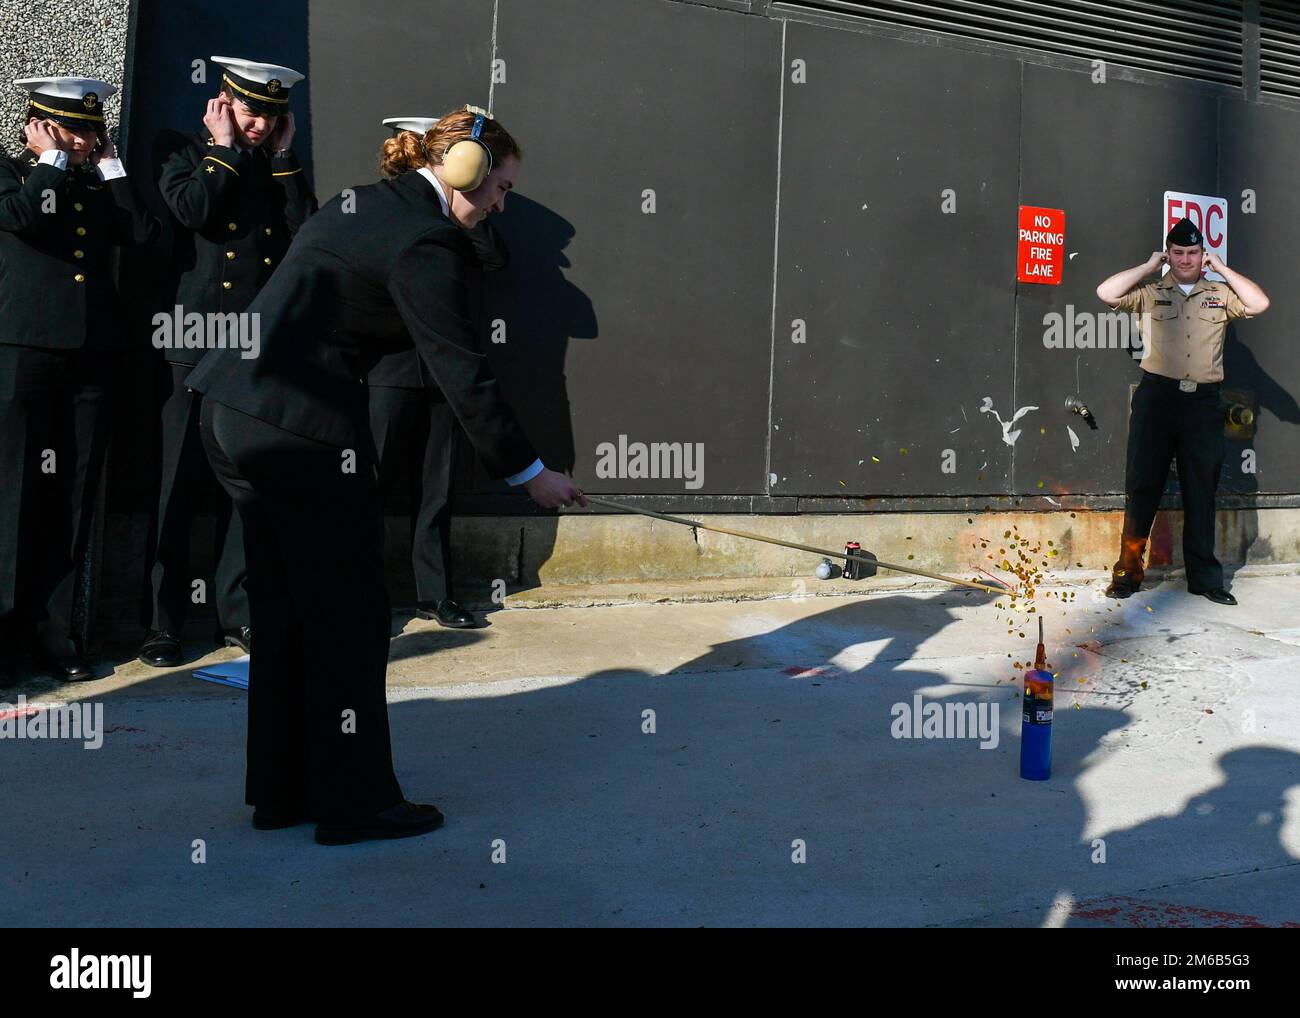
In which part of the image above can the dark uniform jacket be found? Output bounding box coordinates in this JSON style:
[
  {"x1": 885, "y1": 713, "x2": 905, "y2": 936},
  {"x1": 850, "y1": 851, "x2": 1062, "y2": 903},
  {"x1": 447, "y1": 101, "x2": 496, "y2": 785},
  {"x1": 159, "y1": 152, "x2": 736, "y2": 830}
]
[
  {"x1": 0, "y1": 149, "x2": 158, "y2": 349},
  {"x1": 154, "y1": 129, "x2": 316, "y2": 364},
  {"x1": 187, "y1": 169, "x2": 537, "y2": 480},
  {"x1": 365, "y1": 217, "x2": 507, "y2": 388}
]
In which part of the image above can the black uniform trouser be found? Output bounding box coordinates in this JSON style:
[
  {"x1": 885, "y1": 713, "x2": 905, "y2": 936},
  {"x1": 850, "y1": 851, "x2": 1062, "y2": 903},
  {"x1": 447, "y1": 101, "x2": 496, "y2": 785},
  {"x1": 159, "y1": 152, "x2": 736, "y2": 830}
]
[
  {"x1": 146, "y1": 361, "x2": 249, "y2": 634},
  {"x1": 0, "y1": 345, "x2": 112, "y2": 664},
  {"x1": 199, "y1": 399, "x2": 403, "y2": 822},
  {"x1": 1113, "y1": 372, "x2": 1225, "y2": 593},
  {"x1": 368, "y1": 384, "x2": 456, "y2": 603}
]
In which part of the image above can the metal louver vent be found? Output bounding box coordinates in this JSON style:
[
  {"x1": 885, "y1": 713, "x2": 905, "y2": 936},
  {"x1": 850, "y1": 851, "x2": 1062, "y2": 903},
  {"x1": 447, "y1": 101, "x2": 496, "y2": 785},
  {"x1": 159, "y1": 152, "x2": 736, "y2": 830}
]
[
  {"x1": 772, "y1": 1, "x2": 1244, "y2": 88},
  {"x1": 1262, "y1": 1, "x2": 1300, "y2": 98}
]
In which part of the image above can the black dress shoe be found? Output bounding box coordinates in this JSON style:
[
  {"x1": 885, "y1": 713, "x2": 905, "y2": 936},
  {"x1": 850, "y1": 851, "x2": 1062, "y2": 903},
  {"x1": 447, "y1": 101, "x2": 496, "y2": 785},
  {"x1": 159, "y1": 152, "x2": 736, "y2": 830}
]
[
  {"x1": 1196, "y1": 587, "x2": 1237, "y2": 606},
  {"x1": 1104, "y1": 581, "x2": 1137, "y2": 599},
  {"x1": 139, "y1": 631, "x2": 183, "y2": 668},
  {"x1": 415, "y1": 599, "x2": 477, "y2": 629},
  {"x1": 32, "y1": 654, "x2": 96, "y2": 682},
  {"x1": 252, "y1": 808, "x2": 307, "y2": 830},
  {"x1": 221, "y1": 626, "x2": 252, "y2": 653},
  {"x1": 314, "y1": 800, "x2": 445, "y2": 846}
]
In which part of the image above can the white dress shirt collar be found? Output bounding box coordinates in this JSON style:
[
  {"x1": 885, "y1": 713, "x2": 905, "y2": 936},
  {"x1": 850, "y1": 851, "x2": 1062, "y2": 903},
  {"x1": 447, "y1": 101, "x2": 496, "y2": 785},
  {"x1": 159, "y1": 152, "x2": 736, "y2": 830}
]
[{"x1": 416, "y1": 166, "x2": 451, "y2": 218}]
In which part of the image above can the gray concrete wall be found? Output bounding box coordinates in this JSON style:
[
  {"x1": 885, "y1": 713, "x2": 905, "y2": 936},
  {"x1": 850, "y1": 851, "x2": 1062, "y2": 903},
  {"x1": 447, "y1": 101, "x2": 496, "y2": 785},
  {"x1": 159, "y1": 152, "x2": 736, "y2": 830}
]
[{"x1": 0, "y1": 0, "x2": 132, "y2": 157}]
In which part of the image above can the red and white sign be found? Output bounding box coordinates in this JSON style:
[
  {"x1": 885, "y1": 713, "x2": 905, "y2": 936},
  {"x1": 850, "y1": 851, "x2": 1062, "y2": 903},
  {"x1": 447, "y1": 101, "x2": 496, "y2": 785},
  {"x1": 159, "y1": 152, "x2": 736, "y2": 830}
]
[
  {"x1": 1017, "y1": 205, "x2": 1065, "y2": 285},
  {"x1": 1163, "y1": 191, "x2": 1227, "y2": 281}
]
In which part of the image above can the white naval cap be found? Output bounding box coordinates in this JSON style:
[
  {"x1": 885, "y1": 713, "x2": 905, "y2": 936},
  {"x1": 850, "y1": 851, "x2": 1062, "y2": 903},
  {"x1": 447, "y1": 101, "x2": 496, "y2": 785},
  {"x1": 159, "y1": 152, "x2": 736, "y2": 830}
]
[
  {"x1": 382, "y1": 117, "x2": 439, "y2": 135},
  {"x1": 211, "y1": 56, "x2": 304, "y2": 112},
  {"x1": 14, "y1": 76, "x2": 116, "y2": 125}
]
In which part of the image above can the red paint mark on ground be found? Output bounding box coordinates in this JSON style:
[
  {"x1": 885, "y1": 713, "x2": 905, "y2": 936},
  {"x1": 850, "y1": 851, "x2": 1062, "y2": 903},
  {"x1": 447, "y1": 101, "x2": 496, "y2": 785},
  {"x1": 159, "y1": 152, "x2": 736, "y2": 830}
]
[
  {"x1": 1073, "y1": 895, "x2": 1300, "y2": 928},
  {"x1": 0, "y1": 708, "x2": 40, "y2": 722}
]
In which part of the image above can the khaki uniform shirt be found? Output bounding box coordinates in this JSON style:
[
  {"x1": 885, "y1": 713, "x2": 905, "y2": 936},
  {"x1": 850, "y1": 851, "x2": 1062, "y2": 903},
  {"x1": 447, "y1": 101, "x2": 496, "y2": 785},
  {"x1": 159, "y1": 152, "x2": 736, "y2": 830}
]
[{"x1": 1113, "y1": 274, "x2": 1250, "y2": 383}]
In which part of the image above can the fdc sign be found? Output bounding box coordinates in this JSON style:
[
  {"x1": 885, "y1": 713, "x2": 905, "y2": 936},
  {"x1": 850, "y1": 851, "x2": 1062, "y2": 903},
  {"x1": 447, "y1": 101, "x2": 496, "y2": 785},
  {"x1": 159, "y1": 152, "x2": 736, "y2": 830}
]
[{"x1": 1163, "y1": 190, "x2": 1227, "y2": 281}]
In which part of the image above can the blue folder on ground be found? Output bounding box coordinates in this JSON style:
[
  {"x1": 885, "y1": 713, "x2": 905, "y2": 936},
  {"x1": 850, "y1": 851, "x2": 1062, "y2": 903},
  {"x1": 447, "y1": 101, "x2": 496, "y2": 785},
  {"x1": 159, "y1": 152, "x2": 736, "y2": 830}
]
[{"x1": 192, "y1": 655, "x2": 250, "y2": 690}]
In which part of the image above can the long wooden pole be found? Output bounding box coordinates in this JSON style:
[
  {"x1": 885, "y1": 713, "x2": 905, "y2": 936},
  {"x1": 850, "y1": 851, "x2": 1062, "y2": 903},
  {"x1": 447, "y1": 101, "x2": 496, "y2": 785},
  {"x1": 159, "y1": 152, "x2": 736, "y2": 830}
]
[{"x1": 587, "y1": 497, "x2": 1011, "y2": 597}]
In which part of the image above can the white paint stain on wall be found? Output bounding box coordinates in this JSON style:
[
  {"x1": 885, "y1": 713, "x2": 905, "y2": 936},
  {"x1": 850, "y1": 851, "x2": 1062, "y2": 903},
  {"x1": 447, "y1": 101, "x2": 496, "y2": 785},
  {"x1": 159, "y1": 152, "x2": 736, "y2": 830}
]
[{"x1": 978, "y1": 397, "x2": 1039, "y2": 447}]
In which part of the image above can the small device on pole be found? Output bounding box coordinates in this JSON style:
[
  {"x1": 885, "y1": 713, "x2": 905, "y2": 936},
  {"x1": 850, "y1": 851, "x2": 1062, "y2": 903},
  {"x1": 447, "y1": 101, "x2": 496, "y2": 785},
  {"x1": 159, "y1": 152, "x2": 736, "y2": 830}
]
[{"x1": 586, "y1": 497, "x2": 1011, "y2": 597}]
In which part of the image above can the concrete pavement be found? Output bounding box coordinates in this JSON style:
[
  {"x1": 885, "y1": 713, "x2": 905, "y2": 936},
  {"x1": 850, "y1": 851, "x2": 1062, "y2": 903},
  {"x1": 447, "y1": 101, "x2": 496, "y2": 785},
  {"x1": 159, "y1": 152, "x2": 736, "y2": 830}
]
[{"x1": 3, "y1": 570, "x2": 1299, "y2": 927}]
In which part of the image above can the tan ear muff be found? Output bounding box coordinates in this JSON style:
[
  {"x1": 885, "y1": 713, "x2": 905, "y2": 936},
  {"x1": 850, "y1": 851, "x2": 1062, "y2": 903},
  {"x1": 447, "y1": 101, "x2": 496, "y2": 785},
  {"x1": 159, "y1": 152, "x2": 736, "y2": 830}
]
[{"x1": 440, "y1": 111, "x2": 492, "y2": 191}]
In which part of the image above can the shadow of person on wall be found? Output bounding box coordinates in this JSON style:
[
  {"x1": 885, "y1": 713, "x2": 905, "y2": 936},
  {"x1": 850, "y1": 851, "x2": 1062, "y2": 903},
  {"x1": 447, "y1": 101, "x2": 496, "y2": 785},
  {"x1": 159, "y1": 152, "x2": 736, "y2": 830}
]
[
  {"x1": 1217, "y1": 330, "x2": 1300, "y2": 586},
  {"x1": 440, "y1": 194, "x2": 598, "y2": 604},
  {"x1": 480, "y1": 192, "x2": 598, "y2": 475}
]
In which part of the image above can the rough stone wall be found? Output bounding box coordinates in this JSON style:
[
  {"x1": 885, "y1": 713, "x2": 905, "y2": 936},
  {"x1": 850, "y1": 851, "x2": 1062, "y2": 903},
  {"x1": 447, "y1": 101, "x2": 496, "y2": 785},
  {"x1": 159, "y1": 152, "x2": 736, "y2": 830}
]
[{"x1": 0, "y1": 0, "x2": 133, "y2": 157}]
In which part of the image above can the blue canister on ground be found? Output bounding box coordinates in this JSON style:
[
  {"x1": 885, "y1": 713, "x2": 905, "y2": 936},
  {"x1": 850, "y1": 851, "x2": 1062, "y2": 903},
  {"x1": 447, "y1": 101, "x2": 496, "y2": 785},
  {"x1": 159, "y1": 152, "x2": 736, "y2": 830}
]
[{"x1": 1020, "y1": 618, "x2": 1053, "y2": 780}]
